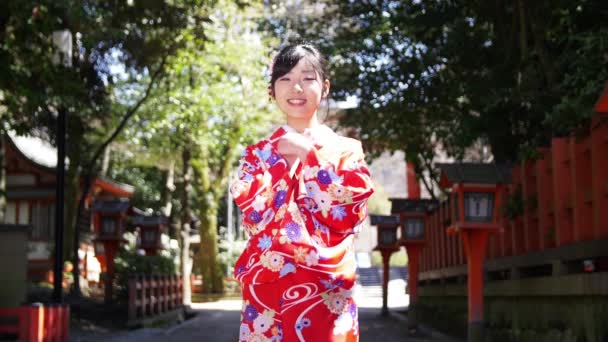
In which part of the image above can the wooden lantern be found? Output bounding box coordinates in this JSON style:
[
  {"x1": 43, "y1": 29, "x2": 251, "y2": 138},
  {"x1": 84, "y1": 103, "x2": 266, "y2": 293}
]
[
  {"x1": 436, "y1": 163, "x2": 510, "y2": 342},
  {"x1": 370, "y1": 214, "x2": 400, "y2": 249},
  {"x1": 132, "y1": 215, "x2": 167, "y2": 256}
]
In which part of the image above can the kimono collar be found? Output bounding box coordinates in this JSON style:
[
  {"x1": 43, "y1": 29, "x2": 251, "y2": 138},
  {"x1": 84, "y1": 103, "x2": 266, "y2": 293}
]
[{"x1": 269, "y1": 124, "x2": 335, "y2": 142}]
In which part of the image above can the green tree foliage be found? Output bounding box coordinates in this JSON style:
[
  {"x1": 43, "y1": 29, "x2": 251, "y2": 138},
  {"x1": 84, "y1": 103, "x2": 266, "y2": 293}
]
[
  {"x1": 264, "y1": 0, "x2": 608, "y2": 191},
  {"x1": 119, "y1": 0, "x2": 280, "y2": 293},
  {"x1": 0, "y1": 0, "x2": 214, "y2": 295}
]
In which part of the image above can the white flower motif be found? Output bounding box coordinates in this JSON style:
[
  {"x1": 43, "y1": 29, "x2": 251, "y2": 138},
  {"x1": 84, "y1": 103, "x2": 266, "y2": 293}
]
[
  {"x1": 314, "y1": 191, "x2": 333, "y2": 212},
  {"x1": 305, "y1": 250, "x2": 319, "y2": 267},
  {"x1": 239, "y1": 323, "x2": 251, "y2": 341},
  {"x1": 304, "y1": 181, "x2": 321, "y2": 197},
  {"x1": 303, "y1": 165, "x2": 319, "y2": 180},
  {"x1": 323, "y1": 291, "x2": 348, "y2": 314},
  {"x1": 333, "y1": 312, "x2": 354, "y2": 336},
  {"x1": 230, "y1": 180, "x2": 249, "y2": 198},
  {"x1": 252, "y1": 194, "x2": 267, "y2": 212},
  {"x1": 253, "y1": 310, "x2": 274, "y2": 333},
  {"x1": 261, "y1": 251, "x2": 284, "y2": 272},
  {"x1": 247, "y1": 332, "x2": 269, "y2": 342}
]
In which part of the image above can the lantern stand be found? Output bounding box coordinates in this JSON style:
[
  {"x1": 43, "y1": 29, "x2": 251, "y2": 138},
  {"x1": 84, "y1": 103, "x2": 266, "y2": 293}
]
[
  {"x1": 436, "y1": 163, "x2": 510, "y2": 342},
  {"x1": 390, "y1": 199, "x2": 438, "y2": 334},
  {"x1": 92, "y1": 199, "x2": 131, "y2": 303},
  {"x1": 131, "y1": 215, "x2": 168, "y2": 256},
  {"x1": 370, "y1": 214, "x2": 400, "y2": 316}
]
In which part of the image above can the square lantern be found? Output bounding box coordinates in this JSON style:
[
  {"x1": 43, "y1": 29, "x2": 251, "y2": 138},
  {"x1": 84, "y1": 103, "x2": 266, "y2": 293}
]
[
  {"x1": 437, "y1": 163, "x2": 510, "y2": 233},
  {"x1": 370, "y1": 214, "x2": 400, "y2": 249},
  {"x1": 464, "y1": 192, "x2": 494, "y2": 223},
  {"x1": 390, "y1": 199, "x2": 438, "y2": 244},
  {"x1": 93, "y1": 240, "x2": 105, "y2": 256},
  {"x1": 403, "y1": 218, "x2": 425, "y2": 240},
  {"x1": 142, "y1": 229, "x2": 158, "y2": 246},
  {"x1": 92, "y1": 199, "x2": 131, "y2": 240},
  {"x1": 132, "y1": 215, "x2": 167, "y2": 255},
  {"x1": 100, "y1": 217, "x2": 118, "y2": 237}
]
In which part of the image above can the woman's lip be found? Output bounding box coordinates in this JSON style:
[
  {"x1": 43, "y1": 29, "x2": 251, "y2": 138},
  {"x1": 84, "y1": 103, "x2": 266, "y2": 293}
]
[{"x1": 287, "y1": 99, "x2": 307, "y2": 105}]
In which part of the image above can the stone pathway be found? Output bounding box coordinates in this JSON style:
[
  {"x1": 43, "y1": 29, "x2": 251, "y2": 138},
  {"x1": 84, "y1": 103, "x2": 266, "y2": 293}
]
[{"x1": 71, "y1": 296, "x2": 461, "y2": 341}]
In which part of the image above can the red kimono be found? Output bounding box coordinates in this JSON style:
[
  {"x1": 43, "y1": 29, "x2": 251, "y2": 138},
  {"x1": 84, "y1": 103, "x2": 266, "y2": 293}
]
[{"x1": 230, "y1": 124, "x2": 374, "y2": 342}]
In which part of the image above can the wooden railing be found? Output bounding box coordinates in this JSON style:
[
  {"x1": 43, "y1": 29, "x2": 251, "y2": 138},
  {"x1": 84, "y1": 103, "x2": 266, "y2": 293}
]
[
  {"x1": 128, "y1": 274, "x2": 183, "y2": 324},
  {"x1": 0, "y1": 304, "x2": 70, "y2": 342},
  {"x1": 419, "y1": 113, "x2": 608, "y2": 281}
]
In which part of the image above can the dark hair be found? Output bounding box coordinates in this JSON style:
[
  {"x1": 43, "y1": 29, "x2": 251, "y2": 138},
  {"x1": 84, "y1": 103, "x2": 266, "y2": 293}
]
[{"x1": 269, "y1": 43, "x2": 329, "y2": 96}]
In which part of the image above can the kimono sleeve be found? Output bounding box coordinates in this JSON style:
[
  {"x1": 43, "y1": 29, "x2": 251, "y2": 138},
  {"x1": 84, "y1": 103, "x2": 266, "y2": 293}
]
[
  {"x1": 230, "y1": 140, "x2": 289, "y2": 229},
  {"x1": 296, "y1": 140, "x2": 374, "y2": 232}
]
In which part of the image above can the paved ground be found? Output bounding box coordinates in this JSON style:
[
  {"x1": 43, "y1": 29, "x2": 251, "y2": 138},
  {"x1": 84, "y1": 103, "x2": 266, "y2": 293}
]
[
  {"x1": 71, "y1": 279, "x2": 462, "y2": 341},
  {"x1": 71, "y1": 300, "x2": 460, "y2": 341}
]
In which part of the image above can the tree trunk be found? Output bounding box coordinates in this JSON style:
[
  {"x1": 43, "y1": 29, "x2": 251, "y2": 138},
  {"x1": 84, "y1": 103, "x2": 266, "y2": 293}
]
[
  {"x1": 180, "y1": 148, "x2": 193, "y2": 305},
  {"x1": 161, "y1": 161, "x2": 176, "y2": 237},
  {"x1": 0, "y1": 133, "x2": 5, "y2": 223},
  {"x1": 65, "y1": 126, "x2": 83, "y2": 295},
  {"x1": 199, "y1": 194, "x2": 223, "y2": 293},
  {"x1": 100, "y1": 144, "x2": 111, "y2": 177}
]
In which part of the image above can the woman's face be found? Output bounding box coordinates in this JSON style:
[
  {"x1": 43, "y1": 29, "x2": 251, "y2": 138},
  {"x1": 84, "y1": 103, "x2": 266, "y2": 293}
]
[{"x1": 272, "y1": 58, "x2": 330, "y2": 121}]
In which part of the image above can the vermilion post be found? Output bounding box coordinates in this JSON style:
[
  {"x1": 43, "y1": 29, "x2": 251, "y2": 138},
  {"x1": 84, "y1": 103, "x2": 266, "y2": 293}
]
[
  {"x1": 406, "y1": 162, "x2": 421, "y2": 199},
  {"x1": 552, "y1": 137, "x2": 574, "y2": 246},
  {"x1": 381, "y1": 250, "x2": 392, "y2": 316},
  {"x1": 461, "y1": 229, "x2": 490, "y2": 339},
  {"x1": 590, "y1": 115, "x2": 608, "y2": 239},
  {"x1": 405, "y1": 244, "x2": 422, "y2": 332}
]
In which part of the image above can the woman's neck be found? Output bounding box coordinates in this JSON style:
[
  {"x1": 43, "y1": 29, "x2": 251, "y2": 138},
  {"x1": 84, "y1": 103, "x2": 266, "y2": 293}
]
[{"x1": 286, "y1": 114, "x2": 320, "y2": 133}]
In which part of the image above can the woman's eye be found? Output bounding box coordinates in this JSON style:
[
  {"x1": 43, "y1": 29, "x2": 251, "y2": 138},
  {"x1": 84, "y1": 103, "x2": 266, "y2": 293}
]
[
  {"x1": 279, "y1": 78, "x2": 290, "y2": 81},
  {"x1": 304, "y1": 77, "x2": 316, "y2": 81}
]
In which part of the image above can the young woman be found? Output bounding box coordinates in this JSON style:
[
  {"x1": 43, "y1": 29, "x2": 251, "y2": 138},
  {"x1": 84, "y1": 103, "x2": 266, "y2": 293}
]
[{"x1": 230, "y1": 43, "x2": 374, "y2": 342}]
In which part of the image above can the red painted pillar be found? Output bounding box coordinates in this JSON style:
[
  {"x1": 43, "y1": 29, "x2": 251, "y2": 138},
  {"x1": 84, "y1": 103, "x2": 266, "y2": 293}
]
[
  {"x1": 461, "y1": 229, "x2": 490, "y2": 341},
  {"x1": 405, "y1": 245, "x2": 422, "y2": 333},
  {"x1": 438, "y1": 203, "x2": 445, "y2": 269},
  {"x1": 571, "y1": 135, "x2": 593, "y2": 242},
  {"x1": 511, "y1": 166, "x2": 525, "y2": 254},
  {"x1": 104, "y1": 243, "x2": 118, "y2": 304},
  {"x1": 522, "y1": 160, "x2": 539, "y2": 252},
  {"x1": 381, "y1": 250, "x2": 394, "y2": 316},
  {"x1": 536, "y1": 148, "x2": 555, "y2": 250},
  {"x1": 590, "y1": 114, "x2": 608, "y2": 239},
  {"x1": 406, "y1": 162, "x2": 421, "y2": 199},
  {"x1": 27, "y1": 304, "x2": 44, "y2": 342},
  {"x1": 552, "y1": 137, "x2": 574, "y2": 246}
]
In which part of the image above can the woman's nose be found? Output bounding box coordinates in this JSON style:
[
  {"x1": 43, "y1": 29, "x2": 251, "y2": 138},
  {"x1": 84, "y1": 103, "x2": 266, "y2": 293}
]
[{"x1": 294, "y1": 83, "x2": 303, "y2": 93}]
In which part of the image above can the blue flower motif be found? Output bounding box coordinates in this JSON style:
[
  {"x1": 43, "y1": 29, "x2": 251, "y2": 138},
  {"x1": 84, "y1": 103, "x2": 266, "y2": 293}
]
[
  {"x1": 236, "y1": 265, "x2": 245, "y2": 275},
  {"x1": 301, "y1": 318, "x2": 311, "y2": 327},
  {"x1": 257, "y1": 234, "x2": 272, "y2": 250},
  {"x1": 331, "y1": 206, "x2": 347, "y2": 221},
  {"x1": 274, "y1": 190, "x2": 287, "y2": 208},
  {"x1": 320, "y1": 279, "x2": 337, "y2": 290},
  {"x1": 267, "y1": 153, "x2": 280, "y2": 166},
  {"x1": 255, "y1": 148, "x2": 271, "y2": 162},
  {"x1": 349, "y1": 303, "x2": 357, "y2": 319},
  {"x1": 248, "y1": 210, "x2": 262, "y2": 224},
  {"x1": 279, "y1": 262, "x2": 296, "y2": 277},
  {"x1": 296, "y1": 318, "x2": 311, "y2": 331},
  {"x1": 285, "y1": 222, "x2": 302, "y2": 241},
  {"x1": 244, "y1": 304, "x2": 258, "y2": 322},
  {"x1": 317, "y1": 169, "x2": 332, "y2": 184},
  {"x1": 327, "y1": 169, "x2": 343, "y2": 184}
]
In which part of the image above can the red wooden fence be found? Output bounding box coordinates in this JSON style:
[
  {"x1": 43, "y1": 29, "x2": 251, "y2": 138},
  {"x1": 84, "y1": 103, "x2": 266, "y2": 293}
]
[
  {"x1": 0, "y1": 304, "x2": 69, "y2": 342},
  {"x1": 128, "y1": 274, "x2": 183, "y2": 323},
  {"x1": 419, "y1": 112, "x2": 608, "y2": 278}
]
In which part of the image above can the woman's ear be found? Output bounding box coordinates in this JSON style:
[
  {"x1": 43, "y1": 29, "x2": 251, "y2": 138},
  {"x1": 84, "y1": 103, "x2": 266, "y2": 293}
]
[{"x1": 322, "y1": 79, "x2": 331, "y2": 98}]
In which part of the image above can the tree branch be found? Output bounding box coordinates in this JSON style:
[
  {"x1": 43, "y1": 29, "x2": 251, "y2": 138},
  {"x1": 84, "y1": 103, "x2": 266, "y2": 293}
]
[{"x1": 88, "y1": 55, "x2": 169, "y2": 169}]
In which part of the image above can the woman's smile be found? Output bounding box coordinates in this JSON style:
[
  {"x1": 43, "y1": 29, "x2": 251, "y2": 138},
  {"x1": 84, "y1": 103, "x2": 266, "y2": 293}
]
[{"x1": 287, "y1": 98, "x2": 307, "y2": 106}]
